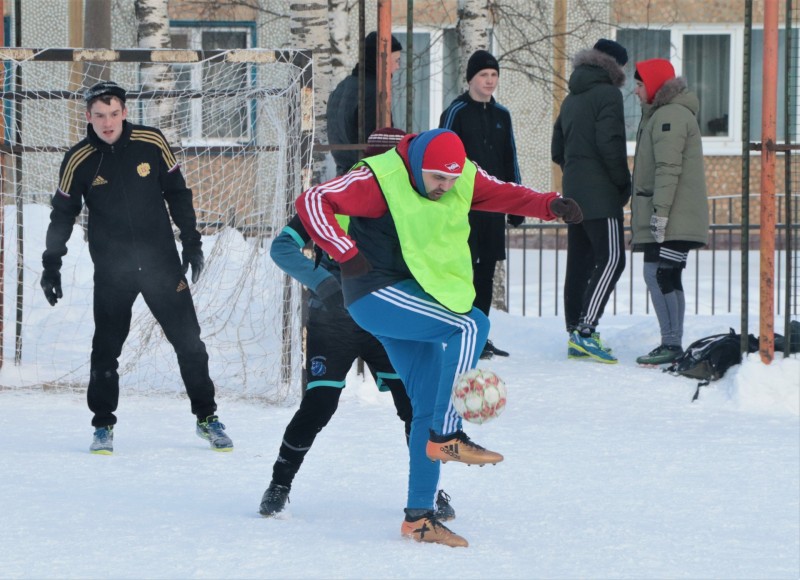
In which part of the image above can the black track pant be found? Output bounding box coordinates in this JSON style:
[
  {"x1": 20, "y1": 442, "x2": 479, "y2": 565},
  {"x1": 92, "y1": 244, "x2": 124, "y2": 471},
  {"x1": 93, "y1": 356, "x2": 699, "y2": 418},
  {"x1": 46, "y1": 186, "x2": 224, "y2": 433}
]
[
  {"x1": 472, "y1": 258, "x2": 497, "y2": 316},
  {"x1": 564, "y1": 217, "x2": 626, "y2": 333},
  {"x1": 88, "y1": 269, "x2": 217, "y2": 427},
  {"x1": 271, "y1": 305, "x2": 412, "y2": 488}
]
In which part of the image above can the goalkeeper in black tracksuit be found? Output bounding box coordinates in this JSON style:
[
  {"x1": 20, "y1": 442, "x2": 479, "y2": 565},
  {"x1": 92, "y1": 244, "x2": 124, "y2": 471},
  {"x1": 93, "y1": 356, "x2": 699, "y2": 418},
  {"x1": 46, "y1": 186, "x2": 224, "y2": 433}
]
[{"x1": 40, "y1": 81, "x2": 232, "y2": 454}]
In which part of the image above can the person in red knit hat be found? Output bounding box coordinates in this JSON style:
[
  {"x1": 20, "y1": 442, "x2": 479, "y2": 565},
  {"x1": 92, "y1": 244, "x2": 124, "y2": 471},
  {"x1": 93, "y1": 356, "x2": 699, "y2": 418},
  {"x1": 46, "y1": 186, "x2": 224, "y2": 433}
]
[
  {"x1": 631, "y1": 58, "x2": 709, "y2": 366},
  {"x1": 260, "y1": 127, "x2": 456, "y2": 523},
  {"x1": 295, "y1": 128, "x2": 583, "y2": 547}
]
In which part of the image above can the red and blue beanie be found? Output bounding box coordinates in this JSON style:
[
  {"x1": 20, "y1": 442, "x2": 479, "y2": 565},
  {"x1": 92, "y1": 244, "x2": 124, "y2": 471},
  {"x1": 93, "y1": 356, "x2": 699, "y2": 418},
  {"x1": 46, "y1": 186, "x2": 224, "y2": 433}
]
[{"x1": 407, "y1": 129, "x2": 466, "y2": 198}]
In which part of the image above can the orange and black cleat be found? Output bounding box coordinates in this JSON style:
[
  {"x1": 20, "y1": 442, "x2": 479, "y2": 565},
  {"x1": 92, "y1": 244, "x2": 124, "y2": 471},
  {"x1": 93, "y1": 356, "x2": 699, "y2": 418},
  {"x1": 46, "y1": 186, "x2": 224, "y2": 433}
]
[
  {"x1": 401, "y1": 512, "x2": 468, "y2": 548},
  {"x1": 425, "y1": 429, "x2": 503, "y2": 465}
]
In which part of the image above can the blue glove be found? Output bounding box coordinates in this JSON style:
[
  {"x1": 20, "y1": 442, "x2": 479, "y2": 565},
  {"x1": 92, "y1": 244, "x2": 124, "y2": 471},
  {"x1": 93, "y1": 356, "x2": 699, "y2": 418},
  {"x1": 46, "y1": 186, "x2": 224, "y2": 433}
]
[{"x1": 650, "y1": 215, "x2": 668, "y2": 244}]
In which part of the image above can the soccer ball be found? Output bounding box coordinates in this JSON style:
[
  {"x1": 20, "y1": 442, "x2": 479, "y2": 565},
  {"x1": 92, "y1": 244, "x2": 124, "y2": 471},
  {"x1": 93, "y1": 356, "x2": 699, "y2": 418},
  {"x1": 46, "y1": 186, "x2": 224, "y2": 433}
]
[{"x1": 451, "y1": 368, "x2": 507, "y2": 424}]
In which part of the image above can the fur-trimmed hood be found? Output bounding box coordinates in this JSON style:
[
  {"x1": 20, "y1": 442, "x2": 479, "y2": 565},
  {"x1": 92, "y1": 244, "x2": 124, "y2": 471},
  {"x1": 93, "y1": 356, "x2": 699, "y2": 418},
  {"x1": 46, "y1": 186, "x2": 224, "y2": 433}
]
[
  {"x1": 649, "y1": 77, "x2": 699, "y2": 115},
  {"x1": 569, "y1": 48, "x2": 626, "y2": 90}
]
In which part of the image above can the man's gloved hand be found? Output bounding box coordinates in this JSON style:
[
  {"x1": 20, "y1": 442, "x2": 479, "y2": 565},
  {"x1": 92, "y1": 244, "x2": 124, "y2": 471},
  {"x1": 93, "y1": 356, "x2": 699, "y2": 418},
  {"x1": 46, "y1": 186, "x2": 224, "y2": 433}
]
[
  {"x1": 507, "y1": 214, "x2": 525, "y2": 227},
  {"x1": 549, "y1": 197, "x2": 583, "y2": 224},
  {"x1": 650, "y1": 214, "x2": 669, "y2": 244},
  {"x1": 339, "y1": 253, "x2": 372, "y2": 279},
  {"x1": 315, "y1": 276, "x2": 345, "y2": 312},
  {"x1": 41, "y1": 269, "x2": 63, "y2": 306},
  {"x1": 182, "y1": 247, "x2": 205, "y2": 283}
]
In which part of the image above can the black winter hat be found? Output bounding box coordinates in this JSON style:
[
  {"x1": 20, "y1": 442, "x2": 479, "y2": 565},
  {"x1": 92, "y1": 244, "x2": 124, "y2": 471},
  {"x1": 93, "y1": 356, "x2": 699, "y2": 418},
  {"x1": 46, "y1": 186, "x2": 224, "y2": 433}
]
[
  {"x1": 365, "y1": 31, "x2": 403, "y2": 53},
  {"x1": 84, "y1": 81, "x2": 127, "y2": 104},
  {"x1": 466, "y1": 50, "x2": 499, "y2": 82},
  {"x1": 593, "y1": 38, "x2": 628, "y2": 66}
]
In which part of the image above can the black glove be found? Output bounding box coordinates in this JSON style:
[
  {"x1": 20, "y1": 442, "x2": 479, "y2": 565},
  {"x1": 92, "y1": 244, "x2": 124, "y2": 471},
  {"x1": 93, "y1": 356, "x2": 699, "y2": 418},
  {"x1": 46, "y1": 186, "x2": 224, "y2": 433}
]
[
  {"x1": 339, "y1": 253, "x2": 372, "y2": 279},
  {"x1": 41, "y1": 269, "x2": 63, "y2": 306},
  {"x1": 181, "y1": 247, "x2": 205, "y2": 284},
  {"x1": 507, "y1": 214, "x2": 525, "y2": 227},
  {"x1": 549, "y1": 197, "x2": 583, "y2": 224},
  {"x1": 314, "y1": 277, "x2": 345, "y2": 312}
]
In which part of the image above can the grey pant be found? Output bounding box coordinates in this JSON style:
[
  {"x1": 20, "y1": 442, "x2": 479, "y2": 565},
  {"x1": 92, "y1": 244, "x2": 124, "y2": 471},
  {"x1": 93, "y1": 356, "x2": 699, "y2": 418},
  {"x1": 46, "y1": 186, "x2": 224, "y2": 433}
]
[{"x1": 643, "y1": 261, "x2": 685, "y2": 347}]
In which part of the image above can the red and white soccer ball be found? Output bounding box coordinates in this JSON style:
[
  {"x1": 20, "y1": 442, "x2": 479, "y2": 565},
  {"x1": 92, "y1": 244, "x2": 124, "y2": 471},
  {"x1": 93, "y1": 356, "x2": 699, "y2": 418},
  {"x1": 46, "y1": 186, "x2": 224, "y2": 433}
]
[{"x1": 451, "y1": 368, "x2": 507, "y2": 424}]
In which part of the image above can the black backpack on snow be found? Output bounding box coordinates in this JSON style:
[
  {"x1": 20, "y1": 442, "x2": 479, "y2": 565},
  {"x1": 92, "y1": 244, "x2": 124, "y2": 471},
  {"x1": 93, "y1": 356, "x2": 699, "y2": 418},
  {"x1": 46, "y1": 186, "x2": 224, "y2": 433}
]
[{"x1": 665, "y1": 329, "x2": 759, "y2": 401}]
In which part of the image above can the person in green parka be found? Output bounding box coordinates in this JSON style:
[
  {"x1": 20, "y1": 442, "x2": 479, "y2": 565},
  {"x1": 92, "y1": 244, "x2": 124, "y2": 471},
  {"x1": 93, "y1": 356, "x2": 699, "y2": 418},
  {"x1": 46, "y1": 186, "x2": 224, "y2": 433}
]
[{"x1": 631, "y1": 58, "x2": 709, "y2": 365}]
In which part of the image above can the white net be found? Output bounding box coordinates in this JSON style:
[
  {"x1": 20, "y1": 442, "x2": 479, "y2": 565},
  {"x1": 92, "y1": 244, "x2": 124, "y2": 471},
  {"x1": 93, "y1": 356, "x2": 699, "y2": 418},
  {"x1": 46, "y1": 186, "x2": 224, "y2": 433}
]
[{"x1": 0, "y1": 48, "x2": 314, "y2": 403}]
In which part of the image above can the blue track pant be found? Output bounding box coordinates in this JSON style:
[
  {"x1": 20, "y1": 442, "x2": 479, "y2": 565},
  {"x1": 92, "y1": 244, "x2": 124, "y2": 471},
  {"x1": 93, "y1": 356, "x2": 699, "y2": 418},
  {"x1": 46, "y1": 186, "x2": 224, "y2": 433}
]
[{"x1": 347, "y1": 279, "x2": 490, "y2": 510}]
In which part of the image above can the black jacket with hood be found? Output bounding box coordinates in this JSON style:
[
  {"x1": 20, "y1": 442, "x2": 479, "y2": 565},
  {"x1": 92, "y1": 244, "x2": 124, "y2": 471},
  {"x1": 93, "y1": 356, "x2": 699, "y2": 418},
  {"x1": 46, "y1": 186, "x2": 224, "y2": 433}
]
[
  {"x1": 551, "y1": 49, "x2": 631, "y2": 220},
  {"x1": 440, "y1": 92, "x2": 521, "y2": 262}
]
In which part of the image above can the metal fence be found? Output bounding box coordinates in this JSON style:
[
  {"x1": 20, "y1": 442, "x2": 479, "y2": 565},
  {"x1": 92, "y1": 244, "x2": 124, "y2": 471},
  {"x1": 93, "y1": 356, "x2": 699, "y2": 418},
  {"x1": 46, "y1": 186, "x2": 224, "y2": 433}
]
[{"x1": 503, "y1": 194, "x2": 800, "y2": 318}]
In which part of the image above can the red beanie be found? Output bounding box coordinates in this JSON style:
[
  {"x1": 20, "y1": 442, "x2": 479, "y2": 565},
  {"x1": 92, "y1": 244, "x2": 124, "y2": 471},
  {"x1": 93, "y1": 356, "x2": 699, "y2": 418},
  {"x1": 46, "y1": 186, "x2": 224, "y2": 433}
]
[
  {"x1": 421, "y1": 131, "x2": 466, "y2": 176},
  {"x1": 635, "y1": 58, "x2": 675, "y2": 103},
  {"x1": 364, "y1": 127, "x2": 406, "y2": 157}
]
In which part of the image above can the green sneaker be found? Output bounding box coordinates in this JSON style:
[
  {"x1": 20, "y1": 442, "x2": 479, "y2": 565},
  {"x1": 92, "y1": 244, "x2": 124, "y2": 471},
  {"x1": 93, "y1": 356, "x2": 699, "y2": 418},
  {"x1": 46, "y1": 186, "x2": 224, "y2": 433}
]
[
  {"x1": 636, "y1": 345, "x2": 684, "y2": 366},
  {"x1": 90, "y1": 426, "x2": 113, "y2": 455},
  {"x1": 196, "y1": 415, "x2": 234, "y2": 452}
]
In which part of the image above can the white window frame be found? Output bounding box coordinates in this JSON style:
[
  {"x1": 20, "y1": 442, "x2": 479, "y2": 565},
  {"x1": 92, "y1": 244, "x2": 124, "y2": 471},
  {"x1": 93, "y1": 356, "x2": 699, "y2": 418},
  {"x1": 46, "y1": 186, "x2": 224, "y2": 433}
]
[
  {"x1": 622, "y1": 24, "x2": 743, "y2": 156},
  {"x1": 169, "y1": 24, "x2": 253, "y2": 145}
]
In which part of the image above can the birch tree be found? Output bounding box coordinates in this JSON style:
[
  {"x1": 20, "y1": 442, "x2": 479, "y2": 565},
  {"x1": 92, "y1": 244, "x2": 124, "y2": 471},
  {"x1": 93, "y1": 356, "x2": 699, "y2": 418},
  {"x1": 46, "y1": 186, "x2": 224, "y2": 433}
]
[
  {"x1": 290, "y1": 1, "x2": 334, "y2": 183},
  {"x1": 457, "y1": 0, "x2": 491, "y2": 83},
  {"x1": 134, "y1": 0, "x2": 177, "y2": 142}
]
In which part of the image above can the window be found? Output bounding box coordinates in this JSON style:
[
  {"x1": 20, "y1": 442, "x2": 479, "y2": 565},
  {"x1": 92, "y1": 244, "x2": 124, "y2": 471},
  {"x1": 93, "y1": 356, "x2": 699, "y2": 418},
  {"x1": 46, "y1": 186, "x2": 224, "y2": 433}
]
[
  {"x1": 750, "y1": 29, "x2": 800, "y2": 142},
  {"x1": 169, "y1": 23, "x2": 254, "y2": 143},
  {"x1": 617, "y1": 28, "x2": 671, "y2": 140},
  {"x1": 618, "y1": 26, "x2": 740, "y2": 154},
  {"x1": 683, "y1": 34, "x2": 730, "y2": 137},
  {"x1": 391, "y1": 28, "x2": 461, "y2": 132}
]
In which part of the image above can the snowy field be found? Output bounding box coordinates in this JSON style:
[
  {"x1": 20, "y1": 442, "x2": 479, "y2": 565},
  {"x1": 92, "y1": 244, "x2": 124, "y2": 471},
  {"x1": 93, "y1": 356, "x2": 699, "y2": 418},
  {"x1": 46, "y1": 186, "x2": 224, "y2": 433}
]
[{"x1": 1, "y1": 309, "x2": 798, "y2": 580}]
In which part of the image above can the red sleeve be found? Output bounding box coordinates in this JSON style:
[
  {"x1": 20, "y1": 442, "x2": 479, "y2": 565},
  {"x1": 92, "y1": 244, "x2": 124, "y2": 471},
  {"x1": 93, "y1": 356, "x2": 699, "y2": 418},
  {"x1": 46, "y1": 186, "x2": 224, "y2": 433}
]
[
  {"x1": 470, "y1": 163, "x2": 559, "y2": 221},
  {"x1": 295, "y1": 165, "x2": 388, "y2": 262}
]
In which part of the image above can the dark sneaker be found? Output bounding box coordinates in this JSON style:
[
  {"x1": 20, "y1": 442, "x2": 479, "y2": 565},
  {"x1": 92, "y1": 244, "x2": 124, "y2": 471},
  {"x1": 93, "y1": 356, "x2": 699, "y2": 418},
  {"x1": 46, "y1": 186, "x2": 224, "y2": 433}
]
[
  {"x1": 434, "y1": 490, "x2": 455, "y2": 522},
  {"x1": 479, "y1": 346, "x2": 493, "y2": 360},
  {"x1": 90, "y1": 426, "x2": 113, "y2": 455},
  {"x1": 484, "y1": 339, "x2": 509, "y2": 357},
  {"x1": 401, "y1": 511, "x2": 468, "y2": 547},
  {"x1": 568, "y1": 331, "x2": 618, "y2": 364},
  {"x1": 196, "y1": 415, "x2": 233, "y2": 452},
  {"x1": 636, "y1": 344, "x2": 684, "y2": 366},
  {"x1": 426, "y1": 429, "x2": 503, "y2": 465},
  {"x1": 259, "y1": 483, "x2": 290, "y2": 517}
]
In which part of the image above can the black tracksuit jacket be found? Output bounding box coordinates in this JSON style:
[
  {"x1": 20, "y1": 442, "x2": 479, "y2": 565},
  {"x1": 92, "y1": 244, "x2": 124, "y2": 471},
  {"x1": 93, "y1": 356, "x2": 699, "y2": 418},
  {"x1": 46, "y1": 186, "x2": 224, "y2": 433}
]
[
  {"x1": 43, "y1": 121, "x2": 201, "y2": 275},
  {"x1": 439, "y1": 92, "x2": 521, "y2": 262}
]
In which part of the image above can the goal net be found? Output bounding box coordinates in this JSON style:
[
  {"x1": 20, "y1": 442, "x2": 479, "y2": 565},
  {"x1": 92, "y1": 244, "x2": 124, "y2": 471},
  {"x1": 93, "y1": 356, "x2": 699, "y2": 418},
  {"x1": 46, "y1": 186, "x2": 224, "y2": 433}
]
[{"x1": 0, "y1": 47, "x2": 314, "y2": 403}]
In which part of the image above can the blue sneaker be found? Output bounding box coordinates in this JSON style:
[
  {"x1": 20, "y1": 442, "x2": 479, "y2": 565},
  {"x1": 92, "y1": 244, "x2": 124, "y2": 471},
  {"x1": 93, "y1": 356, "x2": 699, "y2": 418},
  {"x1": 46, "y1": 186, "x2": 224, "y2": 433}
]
[
  {"x1": 567, "y1": 347, "x2": 589, "y2": 359},
  {"x1": 196, "y1": 415, "x2": 234, "y2": 452},
  {"x1": 568, "y1": 331, "x2": 618, "y2": 364},
  {"x1": 90, "y1": 426, "x2": 113, "y2": 455}
]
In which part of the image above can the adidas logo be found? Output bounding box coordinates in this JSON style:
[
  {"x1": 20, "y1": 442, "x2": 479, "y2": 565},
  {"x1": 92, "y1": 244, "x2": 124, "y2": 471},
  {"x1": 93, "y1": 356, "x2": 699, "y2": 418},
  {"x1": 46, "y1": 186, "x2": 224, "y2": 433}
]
[
  {"x1": 176, "y1": 280, "x2": 188, "y2": 292},
  {"x1": 440, "y1": 443, "x2": 460, "y2": 459},
  {"x1": 92, "y1": 175, "x2": 108, "y2": 186}
]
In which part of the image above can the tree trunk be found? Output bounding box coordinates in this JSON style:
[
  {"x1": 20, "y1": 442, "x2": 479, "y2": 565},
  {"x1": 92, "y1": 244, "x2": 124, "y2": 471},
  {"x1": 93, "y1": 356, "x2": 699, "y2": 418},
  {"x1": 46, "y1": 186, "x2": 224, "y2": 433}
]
[
  {"x1": 290, "y1": 1, "x2": 333, "y2": 185},
  {"x1": 457, "y1": 0, "x2": 491, "y2": 86},
  {"x1": 134, "y1": 0, "x2": 177, "y2": 142}
]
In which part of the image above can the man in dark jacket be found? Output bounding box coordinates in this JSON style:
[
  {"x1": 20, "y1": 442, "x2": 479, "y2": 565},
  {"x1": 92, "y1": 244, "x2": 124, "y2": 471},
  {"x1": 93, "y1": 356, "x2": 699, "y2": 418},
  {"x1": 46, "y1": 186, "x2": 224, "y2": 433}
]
[
  {"x1": 326, "y1": 31, "x2": 403, "y2": 176},
  {"x1": 40, "y1": 81, "x2": 232, "y2": 454},
  {"x1": 440, "y1": 49, "x2": 522, "y2": 360},
  {"x1": 551, "y1": 38, "x2": 631, "y2": 364}
]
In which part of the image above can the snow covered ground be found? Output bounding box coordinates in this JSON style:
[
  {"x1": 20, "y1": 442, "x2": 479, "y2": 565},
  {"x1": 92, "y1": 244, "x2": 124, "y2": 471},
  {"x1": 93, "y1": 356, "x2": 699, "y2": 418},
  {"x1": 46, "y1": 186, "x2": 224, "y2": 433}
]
[{"x1": 1, "y1": 310, "x2": 798, "y2": 579}]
